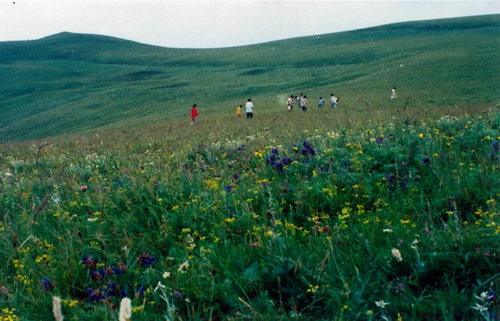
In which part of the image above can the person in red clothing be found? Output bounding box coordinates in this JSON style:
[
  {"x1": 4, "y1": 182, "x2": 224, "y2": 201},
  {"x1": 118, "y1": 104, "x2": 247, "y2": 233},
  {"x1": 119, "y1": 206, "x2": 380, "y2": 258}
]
[{"x1": 191, "y1": 104, "x2": 198, "y2": 125}]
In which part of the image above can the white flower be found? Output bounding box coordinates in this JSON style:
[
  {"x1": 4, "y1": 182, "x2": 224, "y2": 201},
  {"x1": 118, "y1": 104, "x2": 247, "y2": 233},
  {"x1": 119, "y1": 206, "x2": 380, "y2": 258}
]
[
  {"x1": 472, "y1": 303, "x2": 488, "y2": 312},
  {"x1": 375, "y1": 301, "x2": 390, "y2": 308},
  {"x1": 154, "y1": 281, "x2": 166, "y2": 292},
  {"x1": 475, "y1": 291, "x2": 492, "y2": 302},
  {"x1": 178, "y1": 261, "x2": 189, "y2": 273},
  {"x1": 392, "y1": 248, "x2": 403, "y2": 262},
  {"x1": 162, "y1": 272, "x2": 171, "y2": 279},
  {"x1": 119, "y1": 297, "x2": 132, "y2": 321}
]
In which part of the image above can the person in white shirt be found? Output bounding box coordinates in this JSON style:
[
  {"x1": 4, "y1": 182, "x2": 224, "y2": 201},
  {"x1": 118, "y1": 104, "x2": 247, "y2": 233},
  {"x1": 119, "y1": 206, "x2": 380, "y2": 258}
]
[
  {"x1": 300, "y1": 95, "x2": 308, "y2": 112},
  {"x1": 330, "y1": 94, "x2": 338, "y2": 108},
  {"x1": 245, "y1": 98, "x2": 254, "y2": 119},
  {"x1": 286, "y1": 95, "x2": 294, "y2": 111},
  {"x1": 391, "y1": 87, "x2": 397, "y2": 100}
]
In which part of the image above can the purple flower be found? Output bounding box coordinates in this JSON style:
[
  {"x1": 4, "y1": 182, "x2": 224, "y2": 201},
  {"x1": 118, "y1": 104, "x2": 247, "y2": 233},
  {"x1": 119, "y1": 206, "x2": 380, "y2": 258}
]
[
  {"x1": 87, "y1": 288, "x2": 107, "y2": 302},
  {"x1": 135, "y1": 286, "x2": 145, "y2": 298},
  {"x1": 385, "y1": 173, "x2": 396, "y2": 184},
  {"x1": 138, "y1": 251, "x2": 157, "y2": 266},
  {"x1": 422, "y1": 157, "x2": 431, "y2": 166},
  {"x1": 225, "y1": 185, "x2": 233, "y2": 192},
  {"x1": 173, "y1": 290, "x2": 183, "y2": 300},
  {"x1": 105, "y1": 282, "x2": 125, "y2": 297},
  {"x1": 492, "y1": 141, "x2": 499, "y2": 152},
  {"x1": 301, "y1": 141, "x2": 316, "y2": 156},
  {"x1": 97, "y1": 264, "x2": 124, "y2": 277},
  {"x1": 376, "y1": 136, "x2": 384, "y2": 143},
  {"x1": 81, "y1": 254, "x2": 99, "y2": 270}
]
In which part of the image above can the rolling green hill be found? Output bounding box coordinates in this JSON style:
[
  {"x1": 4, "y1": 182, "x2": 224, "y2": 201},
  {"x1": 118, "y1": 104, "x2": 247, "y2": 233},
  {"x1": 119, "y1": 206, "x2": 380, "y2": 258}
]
[{"x1": 0, "y1": 14, "x2": 499, "y2": 142}]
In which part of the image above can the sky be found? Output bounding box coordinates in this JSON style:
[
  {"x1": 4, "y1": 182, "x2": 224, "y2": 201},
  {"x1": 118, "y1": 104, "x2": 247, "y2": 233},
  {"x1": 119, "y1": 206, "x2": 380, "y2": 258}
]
[{"x1": 0, "y1": 0, "x2": 499, "y2": 49}]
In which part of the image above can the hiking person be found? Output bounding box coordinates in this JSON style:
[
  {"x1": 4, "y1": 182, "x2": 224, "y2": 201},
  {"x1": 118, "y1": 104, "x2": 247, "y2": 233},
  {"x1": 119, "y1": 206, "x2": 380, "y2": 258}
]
[
  {"x1": 391, "y1": 87, "x2": 397, "y2": 100},
  {"x1": 287, "y1": 95, "x2": 294, "y2": 111},
  {"x1": 330, "y1": 94, "x2": 339, "y2": 108},
  {"x1": 300, "y1": 95, "x2": 308, "y2": 112},
  {"x1": 191, "y1": 104, "x2": 198, "y2": 125},
  {"x1": 296, "y1": 94, "x2": 302, "y2": 109},
  {"x1": 245, "y1": 98, "x2": 254, "y2": 119},
  {"x1": 317, "y1": 97, "x2": 325, "y2": 107}
]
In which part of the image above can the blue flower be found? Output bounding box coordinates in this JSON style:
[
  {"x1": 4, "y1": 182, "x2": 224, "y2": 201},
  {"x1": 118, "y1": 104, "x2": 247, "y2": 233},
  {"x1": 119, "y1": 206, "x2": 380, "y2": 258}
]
[
  {"x1": 41, "y1": 277, "x2": 54, "y2": 291},
  {"x1": 422, "y1": 157, "x2": 431, "y2": 166}
]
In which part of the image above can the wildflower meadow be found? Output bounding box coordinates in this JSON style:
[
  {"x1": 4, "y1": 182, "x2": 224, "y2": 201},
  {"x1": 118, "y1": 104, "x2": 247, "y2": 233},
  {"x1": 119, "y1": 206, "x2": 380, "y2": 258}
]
[{"x1": 0, "y1": 107, "x2": 499, "y2": 320}]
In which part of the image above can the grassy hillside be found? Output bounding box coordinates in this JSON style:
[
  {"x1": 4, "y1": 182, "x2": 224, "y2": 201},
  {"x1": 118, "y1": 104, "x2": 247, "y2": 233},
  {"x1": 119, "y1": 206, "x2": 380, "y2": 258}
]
[{"x1": 0, "y1": 14, "x2": 499, "y2": 142}]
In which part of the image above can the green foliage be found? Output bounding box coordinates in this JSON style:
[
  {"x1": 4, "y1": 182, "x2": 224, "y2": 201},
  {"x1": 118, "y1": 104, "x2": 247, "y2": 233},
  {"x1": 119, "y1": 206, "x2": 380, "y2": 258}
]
[{"x1": 0, "y1": 106, "x2": 498, "y2": 320}]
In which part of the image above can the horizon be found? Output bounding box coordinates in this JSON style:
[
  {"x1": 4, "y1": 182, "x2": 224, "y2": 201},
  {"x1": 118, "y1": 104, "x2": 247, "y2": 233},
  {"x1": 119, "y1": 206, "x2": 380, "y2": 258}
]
[
  {"x1": 2, "y1": 13, "x2": 499, "y2": 50},
  {"x1": 1, "y1": 0, "x2": 499, "y2": 49}
]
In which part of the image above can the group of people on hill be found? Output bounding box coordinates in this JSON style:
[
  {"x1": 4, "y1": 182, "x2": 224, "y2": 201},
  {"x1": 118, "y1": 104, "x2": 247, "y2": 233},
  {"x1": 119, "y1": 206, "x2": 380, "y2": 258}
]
[
  {"x1": 285, "y1": 93, "x2": 340, "y2": 112},
  {"x1": 190, "y1": 87, "x2": 396, "y2": 124}
]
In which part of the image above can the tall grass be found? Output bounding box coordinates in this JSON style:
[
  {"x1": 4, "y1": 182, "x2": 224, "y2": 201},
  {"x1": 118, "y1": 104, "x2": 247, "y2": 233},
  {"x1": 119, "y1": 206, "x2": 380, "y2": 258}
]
[{"x1": 0, "y1": 105, "x2": 498, "y2": 320}]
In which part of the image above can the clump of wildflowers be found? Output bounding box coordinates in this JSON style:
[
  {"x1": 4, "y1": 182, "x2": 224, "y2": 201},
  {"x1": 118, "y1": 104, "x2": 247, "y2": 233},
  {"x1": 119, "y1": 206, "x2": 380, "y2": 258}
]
[{"x1": 472, "y1": 290, "x2": 497, "y2": 319}]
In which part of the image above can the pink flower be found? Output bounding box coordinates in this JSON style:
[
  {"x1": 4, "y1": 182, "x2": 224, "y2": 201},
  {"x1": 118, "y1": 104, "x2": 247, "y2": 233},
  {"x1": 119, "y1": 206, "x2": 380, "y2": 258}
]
[
  {"x1": 80, "y1": 186, "x2": 88, "y2": 191},
  {"x1": 248, "y1": 242, "x2": 259, "y2": 246}
]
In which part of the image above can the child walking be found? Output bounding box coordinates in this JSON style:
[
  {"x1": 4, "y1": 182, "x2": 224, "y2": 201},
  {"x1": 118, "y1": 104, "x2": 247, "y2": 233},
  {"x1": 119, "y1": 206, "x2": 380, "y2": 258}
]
[{"x1": 191, "y1": 104, "x2": 198, "y2": 125}]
